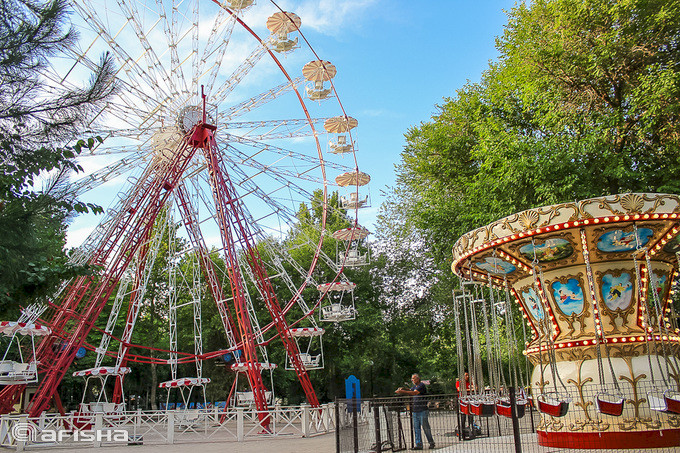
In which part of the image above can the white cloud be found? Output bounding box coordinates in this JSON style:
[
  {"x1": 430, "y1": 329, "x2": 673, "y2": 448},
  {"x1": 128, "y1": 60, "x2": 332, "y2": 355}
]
[{"x1": 273, "y1": 0, "x2": 378, "y2": 36}]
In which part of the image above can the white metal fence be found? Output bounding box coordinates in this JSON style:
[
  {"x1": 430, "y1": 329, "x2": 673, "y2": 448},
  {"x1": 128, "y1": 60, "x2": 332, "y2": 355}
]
[{"x1": 0, "y1": 403, "x2": 336, "y2": 451}]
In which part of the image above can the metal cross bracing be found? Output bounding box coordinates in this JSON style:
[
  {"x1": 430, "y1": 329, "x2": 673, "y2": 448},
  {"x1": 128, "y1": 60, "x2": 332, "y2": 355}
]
[
  {"x1": 174, "y1": 184, "x2": 240, "y2": 350},
  {"x1": 110, "y1": 229, "x2": 159, "y2": 404},
  {"x1": 0, "y1": 132, "x2": 199, "y2": 416},
  {"x1": 220, "y1": 77, "x2": 305, "y2": 121},
  {"x1": 202, "y1": 137, "x2": 320, "y2": 410},
  {"x1": 188, "y1": 163, "x2": 350, "y2": 322}
]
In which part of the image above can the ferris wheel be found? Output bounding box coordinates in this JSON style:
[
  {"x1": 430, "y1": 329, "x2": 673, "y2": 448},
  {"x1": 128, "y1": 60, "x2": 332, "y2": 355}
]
[{"x1": 0, "y1": 0, "x2": 371, "y2": 419}]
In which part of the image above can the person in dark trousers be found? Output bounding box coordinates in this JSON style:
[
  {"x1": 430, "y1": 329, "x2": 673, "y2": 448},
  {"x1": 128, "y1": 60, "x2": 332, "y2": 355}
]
[
  {"x1": 396, "y1": 373, "x2": 435, "y2": 450},
  {"x1": 456, "y1": 371, "x2": 476, "y2": 438}
]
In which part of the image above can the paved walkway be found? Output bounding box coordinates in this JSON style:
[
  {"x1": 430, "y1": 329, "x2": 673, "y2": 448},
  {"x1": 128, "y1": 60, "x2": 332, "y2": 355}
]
[{"x1": 72, "y1": 434, "x2": 335, "y2": 453}]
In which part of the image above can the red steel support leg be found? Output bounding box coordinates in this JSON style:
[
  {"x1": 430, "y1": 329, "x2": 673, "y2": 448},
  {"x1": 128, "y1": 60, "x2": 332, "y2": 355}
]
[
  {"x1": 203, "y1": 143, "x2": 320, "y2": 408},
  {"x1": 0, "y1": 135, "x2": 199, "y2": 416}
]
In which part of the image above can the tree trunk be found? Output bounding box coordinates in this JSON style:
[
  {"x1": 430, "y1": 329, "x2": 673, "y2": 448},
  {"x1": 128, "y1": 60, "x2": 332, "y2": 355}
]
[{"x1": 150, "y1": 362, "x2": 158, "y2": 410}]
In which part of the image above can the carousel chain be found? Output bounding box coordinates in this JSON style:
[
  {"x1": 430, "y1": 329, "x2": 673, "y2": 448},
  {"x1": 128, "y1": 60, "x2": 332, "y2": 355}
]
[
  {"x1": 503, "y1": 277, "x2": 520, "y2": 389},
  {"x1": 645, "y1": 249, "x2": 673, "y2": 382},
  {"x1": 490, "y1": 285, "x2": 507, "y2": 393},
  {"x1": 531, "y1": 237, "x2": 568, "y2": 397},
  {"x1": 633, "y1": 224, "x2": 667, "y2": 388},
  {"x1": 453, "y1": 290, "x2": 466, "y2": 397},
  {"x1": 482, "y1": 273, "x2": 497, "y2": 392},
  {"x1": 580, "y1": 228, "x2": 619, "y2": 392}
]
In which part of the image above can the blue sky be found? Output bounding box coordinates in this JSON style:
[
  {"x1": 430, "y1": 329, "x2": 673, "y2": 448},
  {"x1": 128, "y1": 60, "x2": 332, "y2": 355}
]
[{"x1": 296, "y1": 0, "x2": 517, "y2": 228}]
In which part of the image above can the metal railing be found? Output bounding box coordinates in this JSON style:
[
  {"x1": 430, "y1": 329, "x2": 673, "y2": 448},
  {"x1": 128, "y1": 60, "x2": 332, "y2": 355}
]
[{"x1": 0, "y1": 403, "x2": 335, "y2": 451}]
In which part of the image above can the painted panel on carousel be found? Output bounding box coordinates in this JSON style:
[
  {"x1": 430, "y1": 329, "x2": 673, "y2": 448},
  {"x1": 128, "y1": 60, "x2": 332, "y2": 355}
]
[
  {"x1": 474, "y1": 257, "x2": 516, "y2": 275},
  {"x1": 551, "y1": 279, "x2": 585, "y2": 316},
  {"x1": 601, "y1": 272, "x2": 634, "y2": 311},
  {"x1": 521, "y1": 287, "x2": 544, "y2": 320},
  {"x1": 519, "y1": 238, "x2": 574, "y2": 263},
  {"x1": 649, "y1": 271, "x2": 668, "y2": 301},
  {"x1": 597, "y1": 228, "x2": 653, "y2": 253}
]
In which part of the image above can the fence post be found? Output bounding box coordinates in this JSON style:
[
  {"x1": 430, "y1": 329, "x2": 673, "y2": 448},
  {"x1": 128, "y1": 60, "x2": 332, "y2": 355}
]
[
  {"x1": 373, "y1": 401, "x2": 381, "y2": 453},
  {"x1": 94, "y1": 413, "x2": 103, "y2": 448},
  {"x1": 166, "y1": 411, "x2": 174, "y2": 444},
  {"x1": 323, "y1": 403, "x2": 330, "y2": 432},
  {"x1": 408, "y1": 405, "x2": 414, "y2": 448},
  {"x1": 335, "y1": 398, "x2": 340, "y2": 453},
  {"x1": 302, "y1": 404, "x2": 310, "y2": 437},
  {"x1": 510, "y1": 387, "x2": 522, "y2": 453},
  {"x1": 237, "y1": 407, "x2": 244, "y2": 442},
  {"x1": 352, "y1": 395, "x2": 358, "y2": 453},
  {"x1": 16, "y1": 415, "x2": 27, "y2": 452}
]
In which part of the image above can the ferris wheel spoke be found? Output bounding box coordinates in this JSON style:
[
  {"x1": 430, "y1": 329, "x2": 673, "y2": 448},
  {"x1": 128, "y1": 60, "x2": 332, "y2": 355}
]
[
  {"x1": 220, "y1": 133, "x2": 354, "y2": 175},
  {"x1": 223, "y1": 145, "x2": 324, "y2": 185},
  {"x1": 71, "y1": 1, "x2": 172, "y2": 104},
  {"x1": 220, "y1": 77, "x2": 305, "y2": 122},
  {"x1": 152, "y1": 0, "x2": 191, "y2": 96},
  {"x1": 214, "y1": 163, "x2": 340, "y2": 284},
  {"x1": 200, "y1": 12, "x2": 240, "y2": 97},
  {"x1": 225, "y1": 118, "x2": 326, "y2": 141},
  {"x1": 116, "y1": 0, "x2": 179, "y2": 98},
  {"x1": 210, "y1": 44, "x2": 270, "y2": 106},
  {"x1": 70, "y1": 151, "x2": 147, "y2": 196},
  {"x1": 56, "y1": 47, "x2": 165, "y2": 117}
]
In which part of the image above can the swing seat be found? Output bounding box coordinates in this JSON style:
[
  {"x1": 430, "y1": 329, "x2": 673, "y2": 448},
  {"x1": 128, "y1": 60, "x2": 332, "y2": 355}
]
[
  {"x1": 648, "y1": 392, "x2": 668, "y2": 412},
  {"x1": 470, "y1": 399, "x2": 496, "y2": 417},
  {"x1": 0, "y1": 361, "x2": 38, "y2": 384},
  {"x1": 537, "y1": 395, "x2": 569, "y2": 417},
  {"x1": 596, "y1": 394, "x2": 625, "y2": 416},
  {"x1": 459, "y1": 400, "x2": 470, "y2": 415},
  {"x1": 0, "y1": 360, "x2": 13, "y2": 374},
  {"x1": 664, "y1": 392, "x2": 680, "y2": 414},
  {"x1": 496, "y1": 399, "x2": 526, "y2": 419}
]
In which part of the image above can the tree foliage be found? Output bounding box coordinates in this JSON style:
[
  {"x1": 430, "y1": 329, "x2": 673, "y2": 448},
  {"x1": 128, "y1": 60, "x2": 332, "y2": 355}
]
[
  {"x1": 377, "y1": 0, "x2": 680, "y2": 391},
  {"x1": 394, "y1": 0, "x2": 680, "y2": 264},
  {"x1": 0, "y1": 0, "x2": 116, "y2": 314}
]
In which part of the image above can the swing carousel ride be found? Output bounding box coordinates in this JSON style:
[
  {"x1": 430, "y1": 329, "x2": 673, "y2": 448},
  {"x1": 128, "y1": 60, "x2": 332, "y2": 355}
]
[
  {"x1": 452, "y1": 193, "x2": 680, "y2": 449},
  {"x1": 0, "y1": 0, "x2": 371, "y2": 422}
]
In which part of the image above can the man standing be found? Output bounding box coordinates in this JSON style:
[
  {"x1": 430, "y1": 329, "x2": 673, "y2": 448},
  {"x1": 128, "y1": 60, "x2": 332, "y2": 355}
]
[{"x1": 396, "y1": 373, "x2": 435, "y2": 450}]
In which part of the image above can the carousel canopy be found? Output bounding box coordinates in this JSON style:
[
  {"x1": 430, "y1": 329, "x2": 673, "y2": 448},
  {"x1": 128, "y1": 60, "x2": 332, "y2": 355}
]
[
  {"x1": 73, "y1": 366, "x2": 131, "y2": 377},
  {"x1": 288, "y1": 327, "x2": 325, "y2": 337},
  {"x1": 230, "y1": 362, "x2": 277, "y2": 373},
  {"x1": 159, "y1": 377, "x2": 210, "y2": 388},
  {"x1": 335, "y1": 171, "x2": 371, "y2": 187},
  {"x1": 331, "y1": 226, "x2": 370, "y2": 241},
  {"x1": 0, "y1": 322, "x2": 51, "y2": 336},
  {"x1": 317, "y1": 281, "x2": 356, "y2": 292}
]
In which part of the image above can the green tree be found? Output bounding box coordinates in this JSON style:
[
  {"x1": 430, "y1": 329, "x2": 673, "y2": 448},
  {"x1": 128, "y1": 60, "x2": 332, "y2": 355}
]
[
  {"x1": 380, "y1": 0, "x2": 680, "y2": 388},
  {"x1": 395, "y1": 0, "x2": 680, "y2": 262},
  {"x1": 0, "y1": 0, "x2": 116, "y2": 315}
]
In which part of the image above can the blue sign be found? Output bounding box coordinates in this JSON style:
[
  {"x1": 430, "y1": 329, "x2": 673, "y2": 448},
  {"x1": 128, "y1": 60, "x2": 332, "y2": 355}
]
[
  {"x1": 345, "y1": 375, "x2": 361, "y2": 412},
  {"x1": 75, "y1": 347, "x2": 87, "y2": 359},
  {"x1": 222, "y1": 349, "x2": 243, "y2": 363}
]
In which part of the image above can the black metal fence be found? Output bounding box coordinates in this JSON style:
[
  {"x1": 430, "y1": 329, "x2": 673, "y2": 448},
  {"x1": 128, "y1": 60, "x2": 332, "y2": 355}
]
[
  {"x1": 335, "y1": 385, "x2": 680, "y2": 452},
  {"x1": 336, "y1": 388, "x2": 531, "y2": 453}
]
